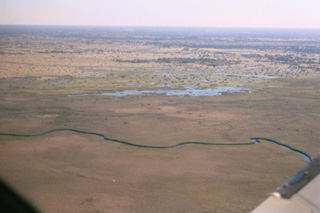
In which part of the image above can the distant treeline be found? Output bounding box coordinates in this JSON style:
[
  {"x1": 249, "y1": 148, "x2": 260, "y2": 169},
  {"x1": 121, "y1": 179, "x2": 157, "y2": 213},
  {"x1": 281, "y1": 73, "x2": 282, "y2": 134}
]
[
  {"x1": 241, "y1": 54, "x2": 318, "y2": 64},
  {"x1": 38, "y1": 50, "x2": 82, "y2": 54},
  {"x1": 146, "y1": 42, "x2": 320, "y2": 54},
  {"x1": 1, "y1": 25, "x2": 319, "y2": 54},
  {"x1": 115, "y1": 57, "x2": 240, "y2": 66}
]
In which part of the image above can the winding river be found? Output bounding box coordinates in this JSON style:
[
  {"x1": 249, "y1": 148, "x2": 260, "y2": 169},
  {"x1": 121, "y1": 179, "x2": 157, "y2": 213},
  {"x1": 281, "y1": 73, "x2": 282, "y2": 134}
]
[{"x1": 0, "y1": 128, "x2": 311, "y2": 162}]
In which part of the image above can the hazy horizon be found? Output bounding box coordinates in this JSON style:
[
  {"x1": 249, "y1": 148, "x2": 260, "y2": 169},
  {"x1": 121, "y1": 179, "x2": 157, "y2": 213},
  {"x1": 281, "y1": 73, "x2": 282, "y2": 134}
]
[
  {"x1": 1, "y1": 0, "x2": 319, "y2": 29},
  {"x1": 1, "y1": 24, "x2": 320, "y2": 30}
]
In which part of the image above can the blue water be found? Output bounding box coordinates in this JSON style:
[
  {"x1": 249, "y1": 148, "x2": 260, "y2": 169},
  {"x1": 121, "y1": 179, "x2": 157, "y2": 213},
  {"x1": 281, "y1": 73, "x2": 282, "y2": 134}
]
[{"x1": 68, "y1": 86, "x2": 251, "y2": 97}]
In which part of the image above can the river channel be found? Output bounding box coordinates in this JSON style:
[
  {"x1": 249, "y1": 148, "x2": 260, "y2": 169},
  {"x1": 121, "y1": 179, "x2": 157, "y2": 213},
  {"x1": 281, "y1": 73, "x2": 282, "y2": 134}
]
[{"x1": 0, "y1": 128, "x2": 311, "y2": 162}]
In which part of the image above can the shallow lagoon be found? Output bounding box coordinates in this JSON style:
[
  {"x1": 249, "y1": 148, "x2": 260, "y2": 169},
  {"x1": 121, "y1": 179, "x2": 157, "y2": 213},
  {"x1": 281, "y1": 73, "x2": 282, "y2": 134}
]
[
  {"x1": 68, "y1": 86, "x2": 251, "y2": 97},
  {"x1": 216, "y1": 73, "x2": 279, "y2": 79}
]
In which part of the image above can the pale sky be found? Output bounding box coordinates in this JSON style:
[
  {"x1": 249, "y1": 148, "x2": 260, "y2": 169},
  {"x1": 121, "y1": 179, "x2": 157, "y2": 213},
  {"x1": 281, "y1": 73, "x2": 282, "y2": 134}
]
[{"x1": 1, "y1": 0, "x2": 319, "y2": 28}]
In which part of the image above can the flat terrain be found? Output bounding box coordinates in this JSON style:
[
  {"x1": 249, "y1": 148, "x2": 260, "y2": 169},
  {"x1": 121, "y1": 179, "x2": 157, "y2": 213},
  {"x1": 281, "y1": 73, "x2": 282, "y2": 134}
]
[{"x1": 0, "y1": 26, "x2": 319, "y2": 212}]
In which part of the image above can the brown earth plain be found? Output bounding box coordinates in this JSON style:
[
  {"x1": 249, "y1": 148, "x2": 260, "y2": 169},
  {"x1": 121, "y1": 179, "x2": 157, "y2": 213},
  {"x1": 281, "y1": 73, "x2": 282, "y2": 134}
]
[{"x1": 0, "y1": 26, "x2": 319, "y2": 212}]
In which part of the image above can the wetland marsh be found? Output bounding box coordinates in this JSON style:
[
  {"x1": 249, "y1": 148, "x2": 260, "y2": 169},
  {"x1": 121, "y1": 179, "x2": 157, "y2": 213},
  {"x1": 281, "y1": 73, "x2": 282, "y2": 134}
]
[{"x1": 0, "y1": 26, "x2": 319, "y2": 213}]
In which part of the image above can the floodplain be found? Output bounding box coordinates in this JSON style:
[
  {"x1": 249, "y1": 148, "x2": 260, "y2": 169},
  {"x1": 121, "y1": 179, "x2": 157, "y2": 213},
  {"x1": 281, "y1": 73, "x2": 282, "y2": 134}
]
[{"x1": 0, "y1": 26, "x2": 319, "y2": 212}]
